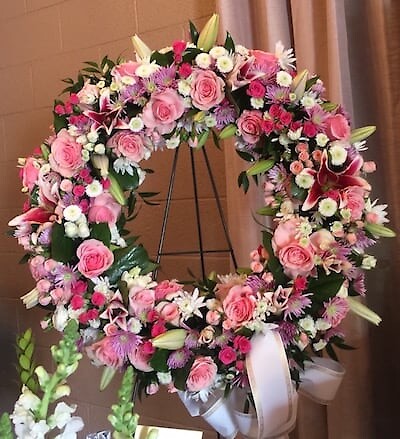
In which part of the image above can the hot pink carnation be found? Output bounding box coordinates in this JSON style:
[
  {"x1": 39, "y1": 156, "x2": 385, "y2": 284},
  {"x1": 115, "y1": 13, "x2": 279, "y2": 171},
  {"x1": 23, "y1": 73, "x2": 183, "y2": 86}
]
[
  {"x1": 21, "y1": 157, "x2": 40, "y2": 191},
  {"x1": 142, "y1": 89, "x2": 185, "y2": 134},
  {"x1": 190, "y1": 69, "x2": 225, "y2": 110},
  {"x1": 88, "y1": 192, "x2": 122, "y2": 225},
  {"x1": 186, "y1": 356, "x2": 218, "y2": 392},
  {"x1": 76, "y1": 239, "x2": 114, "y2": 278},
  {"x1": 107, "y1": 130, "x2": 147, "y2": 163},
  {"x1": 342, "y1": 186, "x2": 365, "y2": 221},
  {"x1": 218, "y1": 346, "x2": 237, "y2": 365},
  {"x1": 49, "y1": 129, "x2": 84, "y2": 178}
]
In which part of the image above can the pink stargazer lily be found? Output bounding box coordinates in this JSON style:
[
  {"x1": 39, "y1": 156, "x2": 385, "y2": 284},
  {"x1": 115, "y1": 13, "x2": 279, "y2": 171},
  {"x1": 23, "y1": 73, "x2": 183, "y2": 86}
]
[
  {"x1": 8, "y1": 207, "x2": 52, "y2": 227},
  {"x1": 84, "y1": 89, "x2": 128, "y2": 135},
  {"x1": 302, "y1": 150, "x2": 371, "y2": 211}
]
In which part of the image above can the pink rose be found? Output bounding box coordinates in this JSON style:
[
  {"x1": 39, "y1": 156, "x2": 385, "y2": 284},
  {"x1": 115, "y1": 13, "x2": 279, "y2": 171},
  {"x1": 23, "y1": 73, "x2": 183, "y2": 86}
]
[
  {"x1": 154, "y1": 279, "x2": 182, "y2": 300},
  {"x1": 21, "y1": 157, "x2": 40, "y2": 191},
  {"x1": 88, "y1": 192, "x2": 122, "y2": 225},
  {"x1": 77, "y1": 80, "x2": 99, "y2": 107},
  {"x1": 107, "y1": 130, "x2": 147, "y2": 163},
  {"x1": 278, "y1": 244, "x2": 315, "y2": 279},
  {"x1": 247, "y1": 80, "x2": 266, "y2": 98},
  {"x1": 128, "y1": 344, "x2": 154, "y2": 372},
  {"x1": 76, "y1": 239, "x2": 114, "y2": 278},
  {"x1": 237, "y1": 110, "x2": 263, "y2": 144},
  {"x1": 49, "y1": 129, "x2": 84, "y2": 178},
  {"x1": 156, "y1": 302, "x2": 180, "y2": 326},
  {"x1": 190, "y1": 70, "x2": 225, "y2": 110},
  {"x1": 186, "y1": 356, "x2": 218, "y2": 392},
  {"x1": 324, "y1": 114, "x2": 350, "y2": 141},
  {"x1": 29, "y1": 255, "x2": 46, "y2": 280},
  {"x1": 310, "y1": 229, "x2": 335, "y2": 254},
  {"x1": 341, "y1": 186, "x2": 365, "y2": 221},
  {"x1": 272, "y1": 218, "x2": 300, "y2": 250},
  {"x1": 142, "y1": 89, "x2": 185, "y2": 134},
  {"x1": 223, "y1": 285, "x2": 256, "y2": 329},
  {"x1": 129, "y1": 286, "x2": 155, "y2": 317},
  {"x1": 218, "y1": 346, "x2": 237, "y2": 365},
  {"x1": 206, "y1": 310, "x2": 221, "y2": 326}
]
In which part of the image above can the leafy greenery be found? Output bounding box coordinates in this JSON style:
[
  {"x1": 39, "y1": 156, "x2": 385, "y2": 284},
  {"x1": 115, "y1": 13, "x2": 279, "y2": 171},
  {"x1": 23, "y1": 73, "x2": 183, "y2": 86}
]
[
  {"x1": 16, "y1": 328, "x2": 38, "y2": 393},
  {"x1": 0, "y1": 413, "x2": 13, "y2": 439}
]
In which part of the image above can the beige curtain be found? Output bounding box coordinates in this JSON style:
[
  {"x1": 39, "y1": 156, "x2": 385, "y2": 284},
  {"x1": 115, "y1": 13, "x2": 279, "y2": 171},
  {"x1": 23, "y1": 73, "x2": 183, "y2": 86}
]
[{"x1": 217, "y1": 0, "x2": 400, "y2": 437}]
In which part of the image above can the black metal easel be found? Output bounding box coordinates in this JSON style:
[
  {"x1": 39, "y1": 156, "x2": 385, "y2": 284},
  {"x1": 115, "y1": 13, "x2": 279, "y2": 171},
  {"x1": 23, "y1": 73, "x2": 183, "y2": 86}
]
[{"x1": 152, "y1": 145, "x2": 238, "y2": 281}]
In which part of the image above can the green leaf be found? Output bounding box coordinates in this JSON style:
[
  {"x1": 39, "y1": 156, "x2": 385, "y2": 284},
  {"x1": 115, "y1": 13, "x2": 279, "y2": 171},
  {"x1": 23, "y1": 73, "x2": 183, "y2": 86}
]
[
  {"x1": 90, "y1": 223, "x2": 111, "y2": 247},
  {"x1": 308, "y1": 271, "x2": 344, "y2": 302},
  {"x1": 18, "y1": 253, "x2": 30, "y2": 264},
  {"x1": 0, "y1": 413, "x2": 13, "y2": 439},
  {"x1": 51, "y1": 223, "x2": 78, "y2": 263},
  {"x1": 305, "y1": 76, "x2": 319, "y2": 90},
  {"x1": 25, "y1": 342, "x2": 34, "y2": 361},
  {"x1": 325, "y1": 343, "x2": 338, "y2": 362},
  {"x1": 290, "y1": 181, "x2": 307, "y2": 201},
  {"x1": 182, "y1": 47, "x2": 203, "y2": 63},
  {"x1": 19, "y1": 354, "x2": 30, "y2": 371},
  {"x1": 84, "y1": 61, "x2": 99, "y2": 68},
  {"x1": 150, "y1": 51, "x2": 173, "y2": 66},
  {"x1": 224, "y1": 31, "x2": 235, "y2": 52},
  {"x1": 256, "y1": 206, "x2": 278, "y2": 216},
  {"x1": 236, "y1": 150, "x2": 254, "y2": 162},
  {"x1": 238, "y1": 170, "x2": 249, "y2": 193},
  {"x1": 105, "y1": 244, "x2": 151, "y2": 284},
  {"x1": 172, "y1": 365, "x2": 191, "y2": 391},
  {"x1": 149, "y1": 349, "x2": 169, "y2": 372},
  {"x1": 53, "y1": 112, "x2": 68, "y2": 133},
  {"x1": 189, "y1": 21, "x2": 199, "y2": 44},
  {"x1": 110, "y1": 168, "x2": 139, "y2": 191},
  {"x1": 246, "y1": 159, "x2": 275, "y2": 176}
]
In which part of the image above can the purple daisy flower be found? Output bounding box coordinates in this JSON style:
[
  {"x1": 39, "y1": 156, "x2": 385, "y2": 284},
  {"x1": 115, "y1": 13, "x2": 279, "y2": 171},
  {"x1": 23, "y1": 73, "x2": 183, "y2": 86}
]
[
  {"x1": 53, "y1": 263, "x2": 78, "y2": 290},
  {"x1": 38, "y1": 227, "x2": 52, "y2": 246},
  {"x1": 354, "y1": 230, "x2": 376, "y2": 251},
  {"x1": 278, "y1": 321, "x2": 297, "y2": 346},
  {"x1": 245, "y1": 275, "x2": 271, "y2": 293},
  {"x1": 265, "y1": 85, "x2": 290, "y2": 104},
  {"x1": 110, "y1": 331, "x2": 141, "y2": 358},
  {"x1": 153, "y1": 66, "x2": 177, "y2": 89},
  {"x1": 268, "y1": 164, "x2": 288, "y2": 192},
  {"x1": 214, "y1": 100, "x2": 237, "y2": 129},
  {"x1": 284, "y1": 292, "x2": 312, "y2": 320},
  {"x1": 184, "y1": 331, "x2": 200, "y2": 349},
  {"x1": 352, "y1": 269, "x2": 366, "y2": 296},
  {"x1": 167, "y1": 348, "x2": 192, "y2": 369}
]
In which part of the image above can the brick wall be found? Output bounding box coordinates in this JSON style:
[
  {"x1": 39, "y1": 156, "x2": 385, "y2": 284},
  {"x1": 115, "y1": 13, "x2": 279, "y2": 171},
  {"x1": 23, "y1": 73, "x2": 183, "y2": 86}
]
[{"x1": 0, "y1": 1, "x2": 227, "y2": 437}]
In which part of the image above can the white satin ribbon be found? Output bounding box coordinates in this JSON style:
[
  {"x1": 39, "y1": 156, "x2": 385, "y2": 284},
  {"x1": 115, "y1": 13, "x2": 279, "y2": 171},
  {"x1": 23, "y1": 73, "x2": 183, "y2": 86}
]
[
  {"x1": 179, "y1": 331, "x2": 345, "y2": 439},
  {"x1": 299, "y1": 357, "x2": 345, "y2": 404}
]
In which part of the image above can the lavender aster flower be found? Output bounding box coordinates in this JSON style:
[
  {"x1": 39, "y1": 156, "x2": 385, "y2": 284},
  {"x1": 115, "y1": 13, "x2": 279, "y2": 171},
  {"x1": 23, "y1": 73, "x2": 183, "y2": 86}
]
[
  {"x1": 265, "y1": 85, "x2": 290, "y2": 104},
  {"x1": 110, "y1": 331, "x2": 141, "y2": 358},
  {"x1": 167, "y1": 348, "x2": 192, "y2": 369},
  {"x1": 284, "y1": 292, "x2": 312, "y2": 320},
  {"x1": 53, "y1": 264, "x2": 78, "y2": 290},
  {"x1": 38, "y1": 227, "x2": 52, "y2": 246},
  {"x1": 214, "y1": 100, "x2": 237, "y2": 129},
  {"x1": 184, "y1": 331, "x2": 200, "y2": 349},
  {"x1": 354, "y1": 230, "x2": 376, "y2": 251},
  {"x1": 153, "y1": 66, "x2": 177, "y2": 89},
  {"x1": 245, "y1": 275, "x2": 271, "y2": 293},
  {"x1": 268, "y1": 164, "x2": 288, "y2": 191},
  {"x1": 278, "y1": 321, "x2": 297, "y2": 346}
]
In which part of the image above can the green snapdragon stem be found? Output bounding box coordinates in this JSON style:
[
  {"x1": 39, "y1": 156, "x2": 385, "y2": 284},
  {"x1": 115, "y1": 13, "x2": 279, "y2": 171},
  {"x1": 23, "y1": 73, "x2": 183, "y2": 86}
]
[{"x1": 37, "y1": 374, "x2": 60, "y2": 420}]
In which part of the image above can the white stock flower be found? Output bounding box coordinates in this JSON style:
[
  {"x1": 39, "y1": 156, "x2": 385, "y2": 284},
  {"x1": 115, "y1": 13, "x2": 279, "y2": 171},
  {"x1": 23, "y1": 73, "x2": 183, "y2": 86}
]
[
  {"x1": 85, "y1": 180, "x2": 103, "y2": 197},
  {"x1": 178, "y1": 79, "x2": 191, "y2": 96},
  {"x1": 276, "y1": 71, "x2": 292, "y2": 87},
  {"x1": 165, "y1": 135, "x2": 181, "y2": 149},
  {"x1": 87, "y1": 131, "x2": 99, "y2": 143},
  {"x1": 63, "y1": 205, "x2": 82, "y2": 222},
  {"x1": 318, "y1": 198, "x2": 338, "y2": 217},
  {"x1": 315, "y1": 318, "x2": 331, "y2": 331},
  {"x1": 64, "y1": 222, "x2": 79, "y2": 239},
  {"x1": 52, "y1": 305, "x2": 69, "y2": 331},
  {"x1": 299, "y1": 316, "x2": 316, "y2": 337},
  {"x1": 250, "y1": 97, "x2": 264, "y2": 109},
  {"x1": 313, "y1": 340, "x2": 327, "y2": 351},
  {"x1": 77, "y1": 223, "x2": 90, "y2": 239},
  {"x1": 136, "y1": 62, "x2": 159, "y2": 78},
  {"x1": 301, "y1": 95, "x2": 316, "y2": 109},
  {"x1": 361, "y1": 255, "x2": 377, "y2": 270},
  {"x1": 157, "y1": 371, "x2": 172, "y2": 385},
  {"x1": 94, "y1": 143, "x2": 105, "y2": 154},
  {"x1": 127, "y1": 317, "x2": 142, "y2": 334}
]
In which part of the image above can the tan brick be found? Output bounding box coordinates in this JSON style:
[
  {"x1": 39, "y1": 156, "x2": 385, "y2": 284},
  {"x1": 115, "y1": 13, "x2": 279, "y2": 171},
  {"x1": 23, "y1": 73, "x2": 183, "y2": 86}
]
[
  {"x1": 138, "y1": 23, "x2": 185, "y2": 52},
  {"x1": 136, "y1": 0, "x2": 215, "y2": 33},
  {"x1": 0, "y1": 7, "x2": 62, "y2": 68},
  {"x1": 26, "y1": 0, "x2": 64, "y2": 12},
  {"x1": 0, "y1": 0, "x2": 26, "y2": 21},
  {"x1": 32, "y1": 46, "x2": 100, "y2": 108},
  {"x1": 0, "y1": 117, "x2": 5, "y2": 160},
  {"x1": 0, "y1": 252, "x2": 33, "y2": 299},
  {"x1": 3, "y1": 108, "x2": 52, "y2": 160},
  {"x1": 60, "y1": 0, "x2": 136, "y2": 52},
  {"x1": 0, "y1": 64, "x2": 34, "y2": 115},
  {"x1": 0, "y1": 161, "x2": 26, "y2": 209}
]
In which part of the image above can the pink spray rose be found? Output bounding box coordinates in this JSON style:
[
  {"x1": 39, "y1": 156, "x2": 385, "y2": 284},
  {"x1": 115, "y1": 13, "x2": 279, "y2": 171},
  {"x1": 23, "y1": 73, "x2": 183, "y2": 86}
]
[
  {"x1": 272, "y1": 218, "x2": 300, "y2": 250},
  {"x1": 190, "y1": 69, "x2": 225, "y2": 110},
  {"x1": 154, "y1": 279, "x2": 182, "y2": 300},
  {"x1": 324, "y1": 114, "x2": 350, "y2": 141},
  {"x1": 237, "y1": 110, "x2": 263, "y2": 144},
  {"x1": 218, "y1": 346, "x2": 237, "y2": 365},
  {"x1": 49, "y1": 129, "x2": 84, "y2": 178},
  {"x1": 128, "y1": 344, "x2": 154, "y2": 372},
  {"x1": 186, "y1": 356, "x2": 218, "y2": 392},
  {"x1": 223, "y1": 285, "x2": 256, "y2": 330},
  {"x1": 29, "y1": 255, "x2": 47, "y2": 281},
  {"x1": 87, "y1": 337, "x2": 125, "y2": 369},
  {"x1": 77, "y1": 80, "x2": 99, "y2": 106},
  {"x1": 112, "y1": 61, "x2": 140, "y2": 80},
  {"x1": 107, "y1": 130, "x2": 148, "y2": 163},
  {"x1": 142, "y1": 89, "x2": 185, "y2": 134},
  {"x1": 155, "y1": 302, "x2": 180, "y2": 326},
  {"x1": 76, "y1": 239, "x2": 114, "y2": 278},
  {"x1": 88, "y1": 192, "x2": 122, "y2": 225}
]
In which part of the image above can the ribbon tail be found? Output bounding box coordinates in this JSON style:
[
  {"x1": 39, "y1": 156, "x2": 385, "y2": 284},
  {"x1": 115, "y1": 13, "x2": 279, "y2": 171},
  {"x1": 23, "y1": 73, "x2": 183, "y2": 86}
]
[
  {"x1": 299, "y1": 357, "x2": 345, "y2": 404},
  {"x1": 178, "y1": 391, "x2": 238, "y2": 439}
]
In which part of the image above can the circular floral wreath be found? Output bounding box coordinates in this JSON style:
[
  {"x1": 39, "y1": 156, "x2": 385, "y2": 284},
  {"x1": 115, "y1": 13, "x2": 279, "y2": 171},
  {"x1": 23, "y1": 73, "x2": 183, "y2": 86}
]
[{"x1": 8, "y1": 14, "x2": 395, "y2": 438}]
